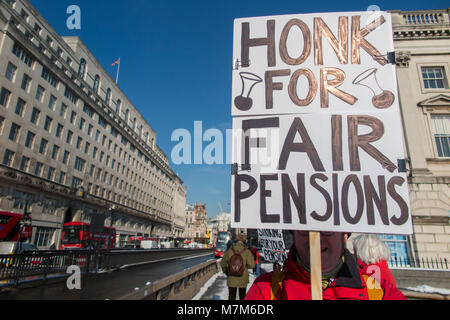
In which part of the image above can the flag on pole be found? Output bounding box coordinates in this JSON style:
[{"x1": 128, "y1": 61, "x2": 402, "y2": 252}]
[
  {"x1": 112, "y1": 58, "x2": 121, "y2": 84},
  {"x1": 112, "y1": 58, "x2": 120, "y2": 67}
]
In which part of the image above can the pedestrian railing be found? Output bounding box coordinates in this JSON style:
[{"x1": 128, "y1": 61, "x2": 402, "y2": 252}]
[{"x1": 0, "y1": 248, "x2": 213, "y2": 287}]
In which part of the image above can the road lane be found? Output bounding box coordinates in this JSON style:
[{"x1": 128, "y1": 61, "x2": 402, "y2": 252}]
[{"x1": 0, "y1": 252, "x2": 214, "y2": 300}]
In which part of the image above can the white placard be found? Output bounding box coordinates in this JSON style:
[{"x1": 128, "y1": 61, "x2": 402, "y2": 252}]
[
  {"x1": 230, "y1": 11, "x2": 413, "y2": 235},
  {"x1": 257, "y1": 229, "x2": 287, "y2": 264},
  {"x1": 231, "y1": 11, "x2": 397, "y2": 117}
]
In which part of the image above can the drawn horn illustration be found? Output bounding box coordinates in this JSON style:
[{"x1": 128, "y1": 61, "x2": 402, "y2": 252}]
[
  {"x1": 352, "y1": 68, "x2": 395, "y2": 109},
  {"x1": 234, "y1": 72, "x2": 263, "y2": 111}
]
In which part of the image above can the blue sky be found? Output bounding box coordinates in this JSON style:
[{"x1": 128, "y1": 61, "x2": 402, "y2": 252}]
[{"x1": 30, "y1": 0, "x2": 447, "y2": 217}]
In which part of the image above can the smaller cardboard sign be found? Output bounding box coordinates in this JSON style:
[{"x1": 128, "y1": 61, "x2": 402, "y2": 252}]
[{"x1": 257, "y1": 229, "x2": 287, "y2": 264}]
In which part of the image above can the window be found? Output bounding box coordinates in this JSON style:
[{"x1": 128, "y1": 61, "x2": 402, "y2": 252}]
[
  {"x1": 84, "y1": 142, "x2": 90, "y2": 154},
  {"x1": 74, "y1": 157, "x2": 86, "y2": 172},
  {"x1": 20, "y1": 9, "x2": 29, "y2": 20},
  {"x1": 105, "y1": 88, "x2": 111, "y2": 105},
  {"x1": 98, "y1": 116, "x2": 107, "y2": 129},
  {"x1": 15, "y1": 98, "x2": 26, "y2": 116},
  {"x1": 64, "y1": 86, "x2": 78, "y2": 104},
  {"x1": 12, "y1": 42, "x2": 34, "y2": 67},
  {"x1": 56, "y1": 123, "x2": 63, "y2": 138},
  {"x1": 76, "y1": 136, "x2": 83, "y2": 149},
  {"x1": 30, "y1": 107, "x2": 40, "y2": 125},
  {"x1": 13, "y1": 190, "x2": 33, "y2": 210},
  {"x1": 66, "y1": 130, "x2": 73, "y2": 144},
  {"x1": 79, "y1": 118, "x2": 85, "y2": 131},
  {"x1": 34, "y1": 23, "x2": 42, "y2": 34},
  {"x1": 19, "y1": 156, "x2": 30, "y2": 172},
  {"x1": 78, "y1": 58, "x2": 86, "y2": 79},
  {"x1": 48, "y1": 95, "x2": 57, "y2": 110},
  {"x1": 8, "y1": 123, "x2": 21, "y2": 142},
  {"x1": 39, "y1": 138, "x2": 48, "y2": 154},
  {"x1": 72, "y1": 176, "x2": 82, "y2": 189},
  {"x1": 59, "y1": 172, "x2": 66, "y2": 185},
  {"x1": 83, "y1": 103, "x2": 94, "y2": 118},
  {"x1": 41, "y1": 67, "x2": 58, "y2": 87},
  {"x1": 70, "y1": 111, "x2": 77, "y2": 124},
  {"x1": 60, "y1": 103, "x2": 67, "y2": 118},
  {"x1": 116, "y1": 99, "x2": 121, "y2": 114},
  {"x1": 34, "y1": 227, "x2": 54, "y2": 248},
  {"x1": 5, "y1": 62, "x2": 17, "y2": 81},
  {"x1": 432, "y1": 115, "x2": 450, "y2": 157},
  {"x1": 0, "y1": 87, "x2": 11, "y2": 107},
  {"x1": 47, "y1": 167, "x2": 55, "y2": 181},
  {"x1": 0, "y1": 116, "x2": 4, "y2": 134},
  {"x1": 2, "y1": 149, "x2": 15, "y2": 166},
  {"x1": 379, "y1": 235, "x2": 410, "y2": 265},
  {"x1": 25, "y1": 130, "x2": 35, "y2": 148},
  {"x1": 44, "y1": 116, "x2": 52, "y2": 131},
  {"x1": 51, "y1": 145, "x2": 60, "y2": 160},
  {"x1": 35, "y1": 162, "x2": 43, "y2": 176},
  {"x1": 62, "y1": 151, "x2": 70, "y2": 165},
  {"x1": 422, "y1": 67, "x2": 448, "y2": 89},
  {"x1": 36, "y1": 85, "x2": 45, "y2": 102},
  {"x1": 21, "y1": 74, "x2": 31, "y2": 92},
  {"x1": 93, "y1": 75, "x2": 100, "y2": 93}
]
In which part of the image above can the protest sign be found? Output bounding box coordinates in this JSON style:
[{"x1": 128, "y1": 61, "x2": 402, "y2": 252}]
[
  {"x1": 257, "y1": 229, "x2": 287, "y2": 264},
  {"x1": 231, "y1": 11, "x2": 413, "y2": 236}
]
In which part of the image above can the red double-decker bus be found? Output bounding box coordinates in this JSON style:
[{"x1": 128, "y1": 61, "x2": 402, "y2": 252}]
[
  {"x1": 60, "y1": 222, "x2": 116, "y2": 250},
  {"x1": 214, "y1": 231, "x2": 231, "y2": 258},
  {"x1": 0, "y1": 211, "x2": 32, "y2": 242}
]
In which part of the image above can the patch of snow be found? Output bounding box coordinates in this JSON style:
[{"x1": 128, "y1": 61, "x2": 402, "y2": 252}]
[{"x1": 405, "y1": 285, "x2": 450, "y2": 295}]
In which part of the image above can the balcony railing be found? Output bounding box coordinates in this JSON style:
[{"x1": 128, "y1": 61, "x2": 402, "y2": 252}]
[{"x1": 403, "y1": 12, "x2": 444, "y2": 25}]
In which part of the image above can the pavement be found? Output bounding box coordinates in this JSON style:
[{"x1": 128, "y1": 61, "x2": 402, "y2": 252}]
[{"x1": 194, "y1": 261, "x2": 273, "y2": 300}]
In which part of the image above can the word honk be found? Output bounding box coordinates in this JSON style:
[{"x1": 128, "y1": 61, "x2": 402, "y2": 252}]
[{"x1": 233, "y1": 14, "x2": 396, "y2": 113}]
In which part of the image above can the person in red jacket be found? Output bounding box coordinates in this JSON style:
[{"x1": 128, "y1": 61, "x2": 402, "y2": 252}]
[
  {"x1": 245, "y1": 231, "x2": 406, "y2": 300},
  {"x1": 250, "y1": 246, "x2": 261, "y2": 276},
  {"x1": 352, "y1": 234, "x2": 398, "y2": 288}
]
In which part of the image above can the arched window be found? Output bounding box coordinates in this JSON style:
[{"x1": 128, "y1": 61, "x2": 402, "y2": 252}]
[
  {"x1": 124, "y1": 109, "x2": 129, "y2": 123},
  {"x1": 116, "y1": 99, "x2": 121, "y2": 114},
  {"x1": 78, "y1": 58, "x2": 86, "y2": 79},
  {"x1": 105, "y1": 88, "x2": 111, "y2": 105},
  {"x1": 93, "y1": 75, "x2": 100, "y2": 93}
]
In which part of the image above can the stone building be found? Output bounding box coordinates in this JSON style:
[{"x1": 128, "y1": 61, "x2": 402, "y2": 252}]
[
  {"x1": 183, "y1": 203, "x2": 208, "y2": 244},
  {"x1": 207, "y1": 212, "x2": 231, "y2": 244},
  {"x1": 386, "y1": 9, "x2": 450, "y2": 262},
  {"x1": 0, "y1": 0, "x2": 185, "y2": 248}
]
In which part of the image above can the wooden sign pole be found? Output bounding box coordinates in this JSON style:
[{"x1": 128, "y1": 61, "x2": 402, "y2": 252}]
[{"x1": 309, "y1": 232, "x2": 323, "y2": 300}]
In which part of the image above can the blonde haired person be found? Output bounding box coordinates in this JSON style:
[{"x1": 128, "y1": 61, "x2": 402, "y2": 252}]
[{"x1": 353, "y1": 234, "x2": 397, "y2": 288}]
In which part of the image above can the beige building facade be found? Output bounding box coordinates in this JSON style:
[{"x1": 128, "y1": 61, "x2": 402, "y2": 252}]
[
  {"x1": 0, "y1": 0, "x2": 185, "y2": 248},
  {"x1": 389, "y1": 9, "x2": 450, "y2": 262}
]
